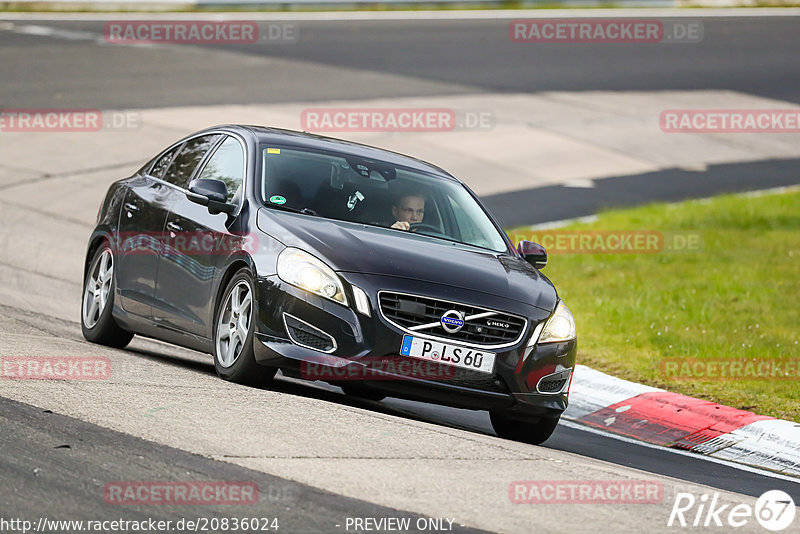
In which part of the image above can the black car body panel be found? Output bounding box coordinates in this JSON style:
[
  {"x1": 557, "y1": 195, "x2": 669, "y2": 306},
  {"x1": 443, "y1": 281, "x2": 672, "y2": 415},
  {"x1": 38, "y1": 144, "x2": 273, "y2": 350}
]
[
  {"x1": 255, "y1": 209, "x2": 557, "y2": 311},
  {"x1": 84, "y1": 125, "x2": 577, "y2": 427}
]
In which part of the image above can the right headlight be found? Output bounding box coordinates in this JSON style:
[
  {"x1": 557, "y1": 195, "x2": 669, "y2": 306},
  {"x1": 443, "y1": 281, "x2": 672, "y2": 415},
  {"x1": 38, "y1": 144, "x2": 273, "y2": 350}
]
[
  {"x1": 538, "y1": 301, "x2": 576, "y2": 344},
  {"x1": 277, "y1": 247, "x2": 347, "y2": 306}
]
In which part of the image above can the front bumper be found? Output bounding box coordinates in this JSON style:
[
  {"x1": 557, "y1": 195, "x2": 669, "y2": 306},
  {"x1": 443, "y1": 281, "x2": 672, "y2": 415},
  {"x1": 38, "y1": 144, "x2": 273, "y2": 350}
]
[{"x1": 252, "y1": 272, "x2": 577, "y2": 419}]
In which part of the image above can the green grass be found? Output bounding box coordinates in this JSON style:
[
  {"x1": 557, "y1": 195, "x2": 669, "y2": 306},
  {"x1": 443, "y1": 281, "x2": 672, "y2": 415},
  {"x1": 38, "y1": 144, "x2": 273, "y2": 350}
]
[{"x1": 508, "y1": 188, "x2": 800, "y2": 422}]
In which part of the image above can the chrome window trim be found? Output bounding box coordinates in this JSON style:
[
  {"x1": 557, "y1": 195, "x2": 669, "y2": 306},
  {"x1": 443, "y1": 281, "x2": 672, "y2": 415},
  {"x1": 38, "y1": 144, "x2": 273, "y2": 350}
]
[
  {"x1": 143, "y1": 130, "x2": 249, "y2": 218},
  {"x1": 282, "y1": 312, "x2": 338, "y2": 354},
  {"x1": 148, "y1": 143, "x2": 182, "y2": 180},
  {"x1": 377, "y1": 290, "x2": 528, "y2": 350},
  {"x1": 147, "y1": 132, "x2": 223, "y2": 188}
]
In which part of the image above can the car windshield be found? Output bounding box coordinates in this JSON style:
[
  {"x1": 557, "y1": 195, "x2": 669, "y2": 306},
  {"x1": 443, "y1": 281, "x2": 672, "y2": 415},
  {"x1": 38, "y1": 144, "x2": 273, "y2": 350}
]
[{"x1": 259, "y1": 146, "x2": 509, "y2": 253}]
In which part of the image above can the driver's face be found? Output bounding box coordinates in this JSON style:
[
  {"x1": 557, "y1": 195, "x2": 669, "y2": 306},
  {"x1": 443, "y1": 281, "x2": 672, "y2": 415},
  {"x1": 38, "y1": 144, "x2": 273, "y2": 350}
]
[{"x1": 393, "y1": 196, "x2": 425, "y2": 223}]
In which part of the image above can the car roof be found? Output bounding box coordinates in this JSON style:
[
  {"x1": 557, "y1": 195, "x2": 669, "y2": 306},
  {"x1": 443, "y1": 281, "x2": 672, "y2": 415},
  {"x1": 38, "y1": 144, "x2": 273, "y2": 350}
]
[{"x1": 204, "y1": 124, "x2": 460, "y2": 184}]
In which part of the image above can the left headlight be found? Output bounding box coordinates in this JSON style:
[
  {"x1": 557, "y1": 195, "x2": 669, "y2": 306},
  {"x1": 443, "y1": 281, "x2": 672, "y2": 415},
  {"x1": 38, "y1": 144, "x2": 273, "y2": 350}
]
[
  {"x1": 538, "y1": 300, "x2": 576, "y2": 344},
  {"x1": 277, "y1": 248, "x2": 347, "y2": 306}
]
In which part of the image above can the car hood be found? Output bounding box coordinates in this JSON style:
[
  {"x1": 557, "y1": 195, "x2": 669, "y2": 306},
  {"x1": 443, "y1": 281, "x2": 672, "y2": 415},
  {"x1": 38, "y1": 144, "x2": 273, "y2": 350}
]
[{"x1": 257, "y1": 208, "x2": 557, "y2": 311}]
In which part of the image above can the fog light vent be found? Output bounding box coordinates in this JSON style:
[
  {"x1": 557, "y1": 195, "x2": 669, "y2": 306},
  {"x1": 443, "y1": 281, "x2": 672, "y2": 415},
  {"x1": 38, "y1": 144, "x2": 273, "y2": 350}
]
[
  {"x1": 283, "y1": 313, "x2": 336, "y2": 353},
  {"x1": 536, "y1": 368, "x2": 572, "y2": 395}
]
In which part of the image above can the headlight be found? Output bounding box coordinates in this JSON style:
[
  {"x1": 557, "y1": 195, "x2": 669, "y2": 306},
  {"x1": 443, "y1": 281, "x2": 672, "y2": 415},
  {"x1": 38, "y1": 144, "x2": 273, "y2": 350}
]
[
  {"x1": 538, "y1": 301, "x2": 576, "y2": 344},
  {"x1": 277, "y1": 248, "x2": 347, "y2": 305}
]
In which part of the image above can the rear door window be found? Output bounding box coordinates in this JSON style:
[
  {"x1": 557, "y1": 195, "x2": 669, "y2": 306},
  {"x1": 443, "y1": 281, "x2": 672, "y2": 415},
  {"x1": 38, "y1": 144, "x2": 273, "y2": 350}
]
[{"x1": 149, "y1": 145, "x2": 180, "y2": 179}]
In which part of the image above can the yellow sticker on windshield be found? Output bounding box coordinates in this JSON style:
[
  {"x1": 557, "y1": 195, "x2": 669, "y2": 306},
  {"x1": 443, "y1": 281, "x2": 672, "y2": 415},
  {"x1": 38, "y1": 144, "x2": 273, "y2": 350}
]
[{"x1": 267, "y1": 148, "x2": 281, "y2": 154}]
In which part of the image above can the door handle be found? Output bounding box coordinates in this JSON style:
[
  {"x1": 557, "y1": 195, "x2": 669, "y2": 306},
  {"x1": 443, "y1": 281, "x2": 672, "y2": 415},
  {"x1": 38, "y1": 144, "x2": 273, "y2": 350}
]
[
  {"x1": 166, "y1": 222, "x2": 183, "y2": 233},
  {"x1": 124, "y1": 202, "x2": 140, "y2": 213}
]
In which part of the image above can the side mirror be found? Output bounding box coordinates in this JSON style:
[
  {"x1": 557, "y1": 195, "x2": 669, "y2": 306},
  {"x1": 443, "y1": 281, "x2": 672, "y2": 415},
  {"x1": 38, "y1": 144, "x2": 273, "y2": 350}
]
[
  {"x1": 518, "y1": 240, "x2": 547, "y2": 269},
  {"x1": 187, "y1": 179, "x2": 235, "y2": 215}
]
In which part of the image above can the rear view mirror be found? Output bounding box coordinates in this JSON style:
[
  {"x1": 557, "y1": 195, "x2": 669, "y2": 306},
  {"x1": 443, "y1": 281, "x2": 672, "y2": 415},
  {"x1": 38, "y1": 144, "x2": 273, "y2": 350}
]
[
  {"x1": 518, "y1": 240, "x2": 547, "y2": 269},
  {"x1": 187, "y1": 179, "x2": 235, "y2": 215},
  {"x1": 189, "y1": 178, "x2": 227, "y2": 203}
]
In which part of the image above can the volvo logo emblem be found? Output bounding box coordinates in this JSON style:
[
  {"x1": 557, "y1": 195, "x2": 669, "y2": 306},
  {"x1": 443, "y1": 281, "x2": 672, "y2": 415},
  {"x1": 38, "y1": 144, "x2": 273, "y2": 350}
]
[{"x1": 440, "y1": 310, "x2": 465, "y2": 333}]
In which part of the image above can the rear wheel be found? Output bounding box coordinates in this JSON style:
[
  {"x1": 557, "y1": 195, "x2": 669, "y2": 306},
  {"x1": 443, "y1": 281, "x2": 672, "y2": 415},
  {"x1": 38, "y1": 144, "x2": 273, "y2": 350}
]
[
  {"x1": 340, "y1": 384, "x2": 387, "y2": 402},
  {"x1": 81, "y1": 243, "x2": 134, "y2": 348},
  {"x1": 490, "y1": 412, "x2": 560, "y2": 445},
  {"x1": 213, "y1": 268, "x2": 277, "y2": 386}
]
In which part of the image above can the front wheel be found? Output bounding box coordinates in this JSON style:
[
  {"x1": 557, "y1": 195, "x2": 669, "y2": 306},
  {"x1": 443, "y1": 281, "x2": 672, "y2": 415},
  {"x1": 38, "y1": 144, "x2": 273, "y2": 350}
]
[
  {"x1": 81, "y1": 243, "x2": 133, "y2": 348},
  {"x1": 490, "y1": 412, "x2": 560, "y2": 445},
  {"x1": 213, "y1": 268, "x2": 277, "y2": 386}
]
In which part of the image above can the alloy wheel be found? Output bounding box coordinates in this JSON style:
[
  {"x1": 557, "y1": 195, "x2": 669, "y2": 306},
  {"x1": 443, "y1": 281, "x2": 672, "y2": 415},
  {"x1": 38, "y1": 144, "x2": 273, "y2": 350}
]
[
  {"x1": 216, "y1": 281, "x2": 252, "y2": 368},
  {"x1": 82, "y1": 248, "x2": 114, "y2": 329}
]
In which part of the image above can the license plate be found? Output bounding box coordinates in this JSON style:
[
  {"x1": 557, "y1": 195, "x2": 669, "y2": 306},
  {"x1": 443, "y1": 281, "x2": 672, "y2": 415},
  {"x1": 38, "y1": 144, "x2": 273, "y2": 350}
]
[{"x1": 399, "y1": 335, "x2": 495, "y2": 374}]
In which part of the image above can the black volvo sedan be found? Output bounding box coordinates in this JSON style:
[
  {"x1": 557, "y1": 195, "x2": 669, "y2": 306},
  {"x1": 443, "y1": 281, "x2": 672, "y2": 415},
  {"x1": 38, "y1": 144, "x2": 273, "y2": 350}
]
[{"x1": 81, "y1": 125, "x2": 577, "y2": 444}]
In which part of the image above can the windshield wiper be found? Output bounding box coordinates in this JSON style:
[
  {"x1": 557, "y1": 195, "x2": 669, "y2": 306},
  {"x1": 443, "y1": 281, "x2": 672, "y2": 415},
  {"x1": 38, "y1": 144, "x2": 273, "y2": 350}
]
[{"x1": 267, "y1": 204, "x2": 318, "y2": 216}]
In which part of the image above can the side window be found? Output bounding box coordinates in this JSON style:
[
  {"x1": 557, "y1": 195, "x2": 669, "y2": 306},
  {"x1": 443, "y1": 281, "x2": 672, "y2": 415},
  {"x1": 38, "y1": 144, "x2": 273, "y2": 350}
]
[
  {"x1": 194, "y1": 136, "x2": 245, "y2": 203},
  {"x1": 163, "y1": 134, "x2": 221, "y2": 189},
  {"x1": 149, "y1": 145, "x2": 180, "y2": 179}
]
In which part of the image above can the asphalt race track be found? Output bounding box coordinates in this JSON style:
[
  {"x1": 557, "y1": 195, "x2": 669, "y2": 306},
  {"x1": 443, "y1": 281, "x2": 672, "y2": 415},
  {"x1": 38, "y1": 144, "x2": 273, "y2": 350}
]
[
  {"x1": 3, "y1": 15, "x2": 800, "y2": 107},
  {"x1": 1, "y1": 11, "x2": 799, "y2": 533}
]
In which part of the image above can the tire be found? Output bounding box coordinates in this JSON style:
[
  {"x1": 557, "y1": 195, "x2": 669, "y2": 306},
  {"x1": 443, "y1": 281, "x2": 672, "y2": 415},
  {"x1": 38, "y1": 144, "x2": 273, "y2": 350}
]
[
  {"x1": 213, "y1": 268, "x2": 277, "y2": 386},
  {"x1": 490, "y1": 412, "x2": 560, "y2": 445},
  {"x1": 81, "y1": 243, "x2": 134, "y2": 349},
  {"x1": 340, "y1": 384, "x2": 387, "y2": 402}
]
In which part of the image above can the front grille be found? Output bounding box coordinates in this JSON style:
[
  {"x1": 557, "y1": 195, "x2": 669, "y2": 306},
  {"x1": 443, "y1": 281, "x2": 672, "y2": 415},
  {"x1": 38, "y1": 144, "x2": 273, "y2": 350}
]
[
  {"x1": 378, "y1": 292, "x2": 526, "y2": 347},
  {"x1": 284, "y1": 314, "x2": 335, "y2": 353}
]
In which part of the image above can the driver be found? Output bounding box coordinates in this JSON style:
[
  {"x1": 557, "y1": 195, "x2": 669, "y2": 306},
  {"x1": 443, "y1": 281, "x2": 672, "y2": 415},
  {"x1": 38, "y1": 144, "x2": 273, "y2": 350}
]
[{"x1": 390, "y1": 193, "x2": 426, "y2": 231}]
